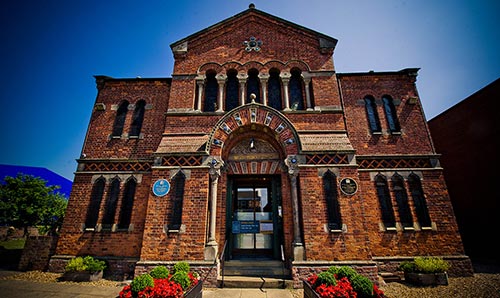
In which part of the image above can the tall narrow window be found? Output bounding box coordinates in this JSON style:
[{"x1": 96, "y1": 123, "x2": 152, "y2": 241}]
[
  {"x1": 364, "y1": 96, "x2": 381, "y2": 133},
  {"x1": 392, "y1": 174, "x2": 413, "y2": 228},
  {"x1": 112, "y1": 100, "x2": 129, "y2": 137},
  {"x1": 129, "y1": 100, "x2": 146, "y2": 137},
  {"x1": 375, "y1": 174, "x2": 396, "y2": 228},
  {"x1": 246, "y1": 68, "x2": 260, "y2": 103},
  {"x1": 169, "y1": 172, "x2": 186, "y2": 230},
  {"x1": 268, "y1": 69, "x2": 282, "y2": 110},
  {"x1": 408, "y1": 174, "x2": 431, "y2": 228},
  {"x1": 118, "y1": 177, "x2": 137, "y2": 230},
  {"x1": 382, "y1": 95, "x2": 400, "y2": 132},
  {"x1": 203, "y1": 71, "x2": 218, "y2": 112},
  {"x1": 225, "y1": 69, "x2": 239, "y2": 111},
  {"x1": 289, "y1": 68, "x2": 304, "y2": 110},
  {"x1": 323, "y1": 170, "x2": 342, "y2": 231},
  {"x1": 85, "y1": 177, "x2": 105, "y2": 229},
  {"x1": 102, "y1": 178, "x2": 120, "y2": 230}
]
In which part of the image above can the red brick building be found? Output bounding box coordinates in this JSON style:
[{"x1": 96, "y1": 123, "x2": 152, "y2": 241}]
[{"x1": 49, "y1": 5, "x2": 473, "y2": 286}]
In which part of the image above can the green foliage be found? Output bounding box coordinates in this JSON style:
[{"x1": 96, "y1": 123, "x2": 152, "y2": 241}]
[
  {"x1": 0, "y1": 238, "x2": 26, "y2": 250},
  {"x1": 149, "y1": 265, "x2": 170, "y2": 279},
  {"x1": 170, "y1": 271, "x2": 192, "y2": 290},
  {"x1": 131, "y1": 273, "x2": 155, "y2": 293},
  {"x1": 0, "y1": 174, "x2": 68, "y2": 236},
  {"x1": 398, "y1": 260, "x2": 417, "y2": 273},
  {"x1": 414, "y1": 257, "x2": 450, "y2": 273},
  {"x1": 65, "y1": 256, "x2": 106, "y2": 273},
  {"x1": 172, "y1": 261, "x2": 190, "y2": 274},
  {"x1": 349, "y1": 274, "x2": 374, "y2": 298},
  {"x1": 328, "y1": 265, "x2": 358, "y2": 280},
  {"x1": 314, "y1": 271, "x2": 337, "y2": 288}
]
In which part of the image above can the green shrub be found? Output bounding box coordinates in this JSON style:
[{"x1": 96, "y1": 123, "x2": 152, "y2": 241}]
[
  {"x1": 130, "y1": 273, "x2": 154, "y2": 293},
  {"x1": 170, "y1": 271, "x2": 192, "y2": 290},
  {"x1": 414, "y1": 257, "x2": 450, "y2": 273},
  {"x1": 398, "y1": 260, "x2": 417, "y2": 273},
  {"x1": 313, "y1": 271, "x2": 337, "y2": 288},
  {"x1": 328, "y1": 266, "x2": 358, "y2": 280},
  {"x1": 65, "y1": 256, "x2": 106, "y2": 273},
  {"x1": 149, "y1": 265, "x2": 170, "y2": 279},
  {"x1": 172, "y1": 261, "x2": 190, "y2": 274},
  {"x1": 349, "y1": 274, "x2": 373, "y2": 298}
]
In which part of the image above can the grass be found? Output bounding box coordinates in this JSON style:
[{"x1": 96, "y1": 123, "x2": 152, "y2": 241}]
[{"x1": 0, "y1": 238, "x2": 26, "y2": 249}]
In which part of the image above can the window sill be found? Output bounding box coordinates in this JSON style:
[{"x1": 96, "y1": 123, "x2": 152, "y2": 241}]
[
  {"x1": 329, "y1": 229, "x2": 343, "y2": 233},
  {"x1": 390, "y1": 131, "x2": 402, "y2": 135}
]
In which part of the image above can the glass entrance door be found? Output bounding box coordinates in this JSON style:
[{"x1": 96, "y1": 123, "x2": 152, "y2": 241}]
[{"x1": 228, "y1": 176, "x2": 282, "y2": 260}]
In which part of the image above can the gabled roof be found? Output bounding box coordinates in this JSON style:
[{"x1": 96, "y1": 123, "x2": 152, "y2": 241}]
[
  {"x1": 170, "y1": 3, "x2": 337, "y2": 52},
  {"x1": 0, "y1": 164, "x2": 72, "y2": 198}
]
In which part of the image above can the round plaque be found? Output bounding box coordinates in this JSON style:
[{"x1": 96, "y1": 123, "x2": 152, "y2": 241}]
[
  {"x1": 340, "y1": 177, "x2": 358, "y2": 195},
  {"x1": 152, "y1": 179, "x2": 170, "y2": 197}
]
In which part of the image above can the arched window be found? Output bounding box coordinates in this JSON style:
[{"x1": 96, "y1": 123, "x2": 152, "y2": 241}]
[
  {"x1": 118, "y1": 177, "x2": 137, "y2": 230},
  {"x1": 289, "y1": 68, "x2": 304, "y2": 110},
  {"x1": 129, "y1": 100, "x2": 146, "y2": 137},
  {"x1": 203, "y1": 71, "x2": 218, "y2": 112},
  {"x1": 364, "y1": 96, "x2": 381, "y2": 133},
  {"x1": 392, "y1": 174, "x2": 413, "y2": 228},
  {"x1": 168, "y1": 171, "x2": 186, "y2": 230},
  {"x1": 382, "y1": 95, "x2": 400, "y2": 132},
  {"x1": 246, "y1": 68, "x2": 260, "y2": 103},
  {"x1": 112, "y1": 100, "x2": 129, "y2": 137},
  {"x1": 323, "y1": 170, "x2": 342, "y2": 231},
  {"x1": 268, "y1": 68, "x2": 282, "y2": 110},
  {"x1": 225, "y1": 69, "x2": 239, "y2": 111},
  {"x1": 375, "y1": 174, "x2": 396, "y2": 228},
  {"x1": 408, "y1": 174, "x2": 431, "y2": 228},
  {"x1": 102, "y1": 178, "x2": 120, "y2": 230},
  {"x1": 85, "y1": 177, "x2": 105, "y2": 229}
]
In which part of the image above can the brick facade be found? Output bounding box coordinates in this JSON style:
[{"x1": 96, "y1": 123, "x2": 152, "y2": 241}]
[{"x1": 50, "y1": 5, "x2": 473, "y2": 287}]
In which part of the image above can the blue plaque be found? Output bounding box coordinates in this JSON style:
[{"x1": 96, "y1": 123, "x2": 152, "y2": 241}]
[{"x1": 152, "y1": 179, "x2": 170, "y2": 197}]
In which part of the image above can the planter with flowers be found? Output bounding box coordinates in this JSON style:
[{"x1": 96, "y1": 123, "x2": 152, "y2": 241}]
[
  {"x1": 119, "y1": 261, "x2": 202, "y2": 298},
  {"x1": 61, "y1": 255, "x2": 107, "y2": 282},
  {"x1": 303, "y1": 266, "x2": 386, "y2": 298},
  {"x1": 398, "y1": 256, "x2": 450, "y2": 286}
]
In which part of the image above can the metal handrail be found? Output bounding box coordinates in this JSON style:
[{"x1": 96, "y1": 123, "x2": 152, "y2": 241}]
[
  {"x1": 280, "y1": 244, "x2": 286, "y2": 288},
  {"x1": 219, "y1": 240, "x2": 228, "y2": 288}
]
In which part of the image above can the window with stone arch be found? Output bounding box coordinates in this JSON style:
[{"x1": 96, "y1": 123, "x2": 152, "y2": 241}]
[
  {"x1": 323, "y1": 170, "x2": 342, "y2": 231},
  {"x1": 85, "y1": 177, "x2": 105, "y2": 229},
  {"x1": 129, "y1": 100, "x2": 146, "y2": 137},
  {"x1": 375, "y1": 174, "x2": 396, "y2": 228},
  {"x1": 289, "y1": 68, "x2": 305, "y2": 110},
  {"x1": 392, "y1": 174, "x2": 413, "y2": 228},
  {"x1": 382, "y1": 95, "x2": 401, "y2": 133},
  {"x1": 102, "y1": 177, "x2": 120, "y2": 230},
  {"x1": 364, "y1": 95, "x2": 381, "y2": 133},
  {"x1": 112, "y1": 100, "x2": 129, "y2": 137},
  {"x1": 203, "y1": 70, "x2": 218, "y2": 112},
  {"x1": 225, "y1": 69, "x2": 239, "y2": 111},
  {"x1": 268, "y1": 68, "x2": 282, "y2": 110},
  {"x1": 118, "y1": 177, "x2": 137, "y2": 230},
  {"x1": 246, "y1": 68, "x2": 260, "y2": 103},
  {"x1": 168, "y1": 171, "x2": 186, "y2": 231},
  {"x1": 408, "y1": 173, "x2": 432, "y2": 228}
]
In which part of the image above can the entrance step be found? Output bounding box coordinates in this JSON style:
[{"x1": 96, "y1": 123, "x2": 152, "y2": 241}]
[
  {"x1": 218, "y1": 276, "x2": 293, "y2": 289},
  {"x1": 222, "y1": 260, "x2": 290, "y2": 277},
  {"x1": 380, "y1": 272, "x2": 404, "y2": 283}
]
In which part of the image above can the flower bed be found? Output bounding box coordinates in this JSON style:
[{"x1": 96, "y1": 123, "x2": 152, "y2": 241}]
[{"x1": 304, "y1": 266, "x2": 386, "y2": 298}]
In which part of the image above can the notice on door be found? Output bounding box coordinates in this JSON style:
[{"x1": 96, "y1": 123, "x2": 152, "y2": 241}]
[{"x1": 232, "y1": 220, "x2": 260, "y2": 233}]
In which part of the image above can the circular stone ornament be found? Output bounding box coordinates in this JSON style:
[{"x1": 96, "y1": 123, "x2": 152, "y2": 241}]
[
  {"x1": 152, "y1": 179, "x2": 170, "y2": 197},
  {"x1": 340, "y1": 177, "x2": 358, "y2": 195}
]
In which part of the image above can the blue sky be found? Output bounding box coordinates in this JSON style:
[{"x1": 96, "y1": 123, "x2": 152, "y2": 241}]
[{"x1": 1, "y1": 0, "x2": 499, "y2": 181}]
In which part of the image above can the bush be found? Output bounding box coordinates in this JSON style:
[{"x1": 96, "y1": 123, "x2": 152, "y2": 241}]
[
  {"x1": 349, "y1": 274, "x2": 374, "y2": 298},
  {"x1": 150, "y1": 265, "x2": 170, "y2": 279},
  {"x1": 172, "y1": 261, "x2": 190, "y2": 274},
  {"x1": 398, "y1": 257, "x2": 450, "y2": 273},
  {"x1": 170, "y1": 271, "x2": 192, "y2": 291},
  {"x1": 130, "y1": 273, "x2": 155, "y2": 294},
  {"x1": 328, "y1": 265, "x2": 358, "y2": 280},
  {"x1": 65, "y1": 256, "x2": 106, "y2": 273}
]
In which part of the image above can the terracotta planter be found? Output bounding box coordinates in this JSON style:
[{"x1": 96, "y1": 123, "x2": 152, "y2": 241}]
[
  {"x1": 61, "y1": 270, "x2": 103, "y2": 282},
  {"x1": 303, "y1": 280, "x2": 320, "y2": 298},
  {"x1": 184, "y1": 280, "x2": 203, "y2": 298},
  {"x1": 404, "y1": 272, "x2": 448, "y2": 286}
]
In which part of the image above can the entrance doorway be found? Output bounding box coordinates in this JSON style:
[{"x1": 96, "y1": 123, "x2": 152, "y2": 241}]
[{"x1": 226, "y1": 175, "x2": 282, "y2": 260}]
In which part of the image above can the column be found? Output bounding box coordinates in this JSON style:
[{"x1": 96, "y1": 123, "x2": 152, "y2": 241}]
[
  {"x1": 303, "y1": 73, "x2": 313, "y2": 110},
  {"x1": 285, "y1": 155, "x2": 304, "y2": 261},
  {"x1": 195, "y1": 75, "x2": 205, "y2": 111},
  {"x1": 216, "y1": 74, "x2": 226, "y2": 112},
  {"x1": 258, "y1": 73, "x2": 269, "y2": 106},
  {"x1": 280, "y1": 72, "x2": 291, "y2": 111},
  {"x1": 205, "y1": 157, "x2": 224, "y2": 261},
  {"x1": 238, "y1": 73, "x2": 248, "y2": 106}
]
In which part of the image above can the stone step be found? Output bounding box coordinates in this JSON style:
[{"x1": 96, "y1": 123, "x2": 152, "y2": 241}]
[
  {"x1": 218, "y1": 276, "x2": 293, "y2": 288},
  {"x1": 222, "y1": 260, "x2": 290, "y2": 277},
  {"x1": 380, "y1": 272, "x2": 403, "y2": 283}
]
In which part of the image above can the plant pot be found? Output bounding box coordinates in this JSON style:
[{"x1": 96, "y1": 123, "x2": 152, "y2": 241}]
[
  {"x1": 61, "y1": 270, "x2": 103, "y2": 282},
  {"x1": 404, "y1": 272, "x2": 448, "y2": 286},
  {"x1": 303, "y1": 280, "x2": 320, "y2": 298},
  {"x1": 184, "y1": 280, "x2": 203, "y2": 298}
]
